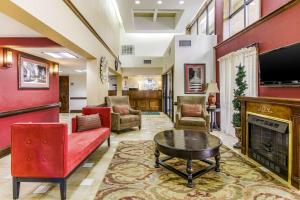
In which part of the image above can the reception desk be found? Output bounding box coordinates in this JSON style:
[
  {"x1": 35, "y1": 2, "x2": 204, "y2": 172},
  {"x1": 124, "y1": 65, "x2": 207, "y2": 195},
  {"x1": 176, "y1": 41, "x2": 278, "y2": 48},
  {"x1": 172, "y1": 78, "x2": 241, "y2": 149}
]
[{"x1": 122, "y1": 90, "x2": 162, "y2": 112}]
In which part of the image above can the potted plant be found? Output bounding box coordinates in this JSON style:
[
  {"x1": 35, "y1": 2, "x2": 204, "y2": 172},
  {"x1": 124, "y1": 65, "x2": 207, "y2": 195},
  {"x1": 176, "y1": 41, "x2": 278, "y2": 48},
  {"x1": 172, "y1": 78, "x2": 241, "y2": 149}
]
[{"x1": 232, "y1": 64, "x2": 247, "y2": 149}]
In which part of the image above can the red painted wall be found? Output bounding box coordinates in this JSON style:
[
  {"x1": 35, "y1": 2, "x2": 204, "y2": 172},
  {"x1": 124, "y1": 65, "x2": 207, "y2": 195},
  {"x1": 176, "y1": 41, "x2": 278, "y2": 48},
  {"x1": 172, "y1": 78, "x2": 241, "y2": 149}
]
[
  {"x1": 215, "y1": 0, "x2": 300, "y2": 99},
  {"x1": 0, "y1": 48, "x2": 59, "y2": 149},
  {"x1": 261, "y1": 0, "x2": 292, "y2": 16}
]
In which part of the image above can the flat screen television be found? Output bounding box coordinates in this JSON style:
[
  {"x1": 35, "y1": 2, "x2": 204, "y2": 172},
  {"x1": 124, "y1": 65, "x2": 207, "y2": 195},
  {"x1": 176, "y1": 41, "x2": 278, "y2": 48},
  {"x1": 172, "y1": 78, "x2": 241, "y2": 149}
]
[{"x1": 259, "y1": 42, "x2": 300, "y2": 86}]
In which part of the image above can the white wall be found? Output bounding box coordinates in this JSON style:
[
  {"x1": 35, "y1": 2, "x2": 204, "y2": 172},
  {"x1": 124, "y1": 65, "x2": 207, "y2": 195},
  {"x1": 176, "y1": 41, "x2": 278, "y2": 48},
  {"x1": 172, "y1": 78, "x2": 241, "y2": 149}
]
[
  {"x1": 173, "y1": 34, "x2": 217, "y2": 98},
  {"x1": 163, "y1": 34, "x2": 217, "y2": 120},
  {"x1": 71, "y1": 0, "x2": 121, "y2": 55},
  {"x1": 120, "y1": 33, "x2": 175, "y2": 69},
  {"x1": 122, "y1": 67, "x2": 163, "y2": 76},
  {"x1": 121, "y1": 56, "x2": 163, "y2": 68},
  {"x1": 108, "y1": 76, "x2": 117, "y2": 90},
  {"x1": 69, "y1": 75, "x2": 87, "y2": 111},
  {"x1": 163, "y1": 37, "x2": 175, "y2": 73}
]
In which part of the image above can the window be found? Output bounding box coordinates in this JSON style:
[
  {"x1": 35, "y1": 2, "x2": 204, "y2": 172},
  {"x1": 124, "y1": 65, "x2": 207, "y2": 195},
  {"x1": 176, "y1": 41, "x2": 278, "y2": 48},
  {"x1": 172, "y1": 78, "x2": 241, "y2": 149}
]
[
  {"x1": 198, "y1": 12, "x2": 207, "y2": 34},
  {"x1": 223, "y1": 0, "x2": 260, "y2": 39},
  {"x1": 189, "y1": 0, "x2": 215, "y2": 36}
]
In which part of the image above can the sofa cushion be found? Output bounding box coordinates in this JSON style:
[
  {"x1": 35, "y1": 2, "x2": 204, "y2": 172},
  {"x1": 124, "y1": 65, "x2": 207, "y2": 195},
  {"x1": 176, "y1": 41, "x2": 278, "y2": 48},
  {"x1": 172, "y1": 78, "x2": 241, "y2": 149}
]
[
  {"x1": 76, "y1": 114, "x2": 101, "y2": 132},
  {"x1": 181, "y1": 104, "x2": 203, "y2": 117},
  {"x1": 67, "y1": 128, "x2": 110, "y2": 174},
  {"x1": 113, "y1": 105, "x2": 130, "y2": 115},
  {"x1": 180, "y1": 117, "x2": 206, "y2": 126},
  {"x1": 120, "y1": 114, "x2": 139, "y2": 124}
]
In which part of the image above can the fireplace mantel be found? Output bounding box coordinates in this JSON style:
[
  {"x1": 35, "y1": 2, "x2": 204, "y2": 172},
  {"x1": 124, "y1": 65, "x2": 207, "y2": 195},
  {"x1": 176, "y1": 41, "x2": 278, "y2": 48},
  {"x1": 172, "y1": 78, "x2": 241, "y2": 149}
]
[{"x1": 239, "y1": 96, "x2": 300, "y2": 189}]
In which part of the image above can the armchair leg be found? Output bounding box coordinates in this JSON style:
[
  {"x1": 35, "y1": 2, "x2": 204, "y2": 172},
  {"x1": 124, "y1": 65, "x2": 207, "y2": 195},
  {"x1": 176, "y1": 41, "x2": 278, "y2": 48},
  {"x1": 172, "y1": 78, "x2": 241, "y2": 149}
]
[
  {"x1": 139, "y1": 125, "x2": 141, "y2": 130},
  {"x1": 107, "y1": 136, "x2": 111, "y2": 147},
  {"x1": 13, "y1": 177, "x2": 20, "y2": 200},
  {"x1": 59, "y1": 179, "x2": 67, "y2": 200}
]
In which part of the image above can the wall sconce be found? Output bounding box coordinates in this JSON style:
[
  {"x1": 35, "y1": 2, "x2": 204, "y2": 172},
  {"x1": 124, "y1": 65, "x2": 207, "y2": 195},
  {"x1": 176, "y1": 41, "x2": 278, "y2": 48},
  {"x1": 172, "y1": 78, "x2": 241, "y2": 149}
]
[
  {"x1": 51, "y1": 64, "x2": 59, "y2": 75},
  {"x1": 3, "y1": 48, "x2": 13, "y2": 68}
]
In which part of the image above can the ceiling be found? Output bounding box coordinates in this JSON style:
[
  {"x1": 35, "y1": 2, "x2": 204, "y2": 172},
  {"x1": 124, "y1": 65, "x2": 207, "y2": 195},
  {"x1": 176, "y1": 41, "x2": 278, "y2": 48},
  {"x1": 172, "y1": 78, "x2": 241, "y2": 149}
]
[
  {"x1": 0, "y1": 13, "x2": 86, "y2": 76},
  {"x1": 116, "y1": 0, "x2": 204, "y2": 33},
  {"x1": 0, "y1": 13, "x2": 41, "y2": 37},
  {"x1": 14, "y1": 47, "x2": 87, "y2": 76}
]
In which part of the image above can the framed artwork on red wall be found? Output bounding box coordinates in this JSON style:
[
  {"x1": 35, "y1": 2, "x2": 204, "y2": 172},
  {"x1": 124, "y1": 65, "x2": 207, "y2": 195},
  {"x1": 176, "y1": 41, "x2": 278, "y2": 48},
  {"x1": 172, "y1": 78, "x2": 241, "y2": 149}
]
[
  {"x1": 184, "y1": 63, "x2": 206, "y2": 94},
  {"x1": 18, "y1": 54, "x2": 50, "y2": 89}
]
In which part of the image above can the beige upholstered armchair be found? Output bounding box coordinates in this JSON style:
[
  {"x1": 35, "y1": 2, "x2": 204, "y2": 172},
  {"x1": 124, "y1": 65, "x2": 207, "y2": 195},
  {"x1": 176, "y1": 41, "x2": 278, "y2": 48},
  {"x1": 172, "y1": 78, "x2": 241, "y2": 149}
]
[
  {"x1": 106, "y1": 96, "x2": 141, "y2": 133},
  {"x1": 175, "y1": 96, "x2": 210, "y2": 133}
]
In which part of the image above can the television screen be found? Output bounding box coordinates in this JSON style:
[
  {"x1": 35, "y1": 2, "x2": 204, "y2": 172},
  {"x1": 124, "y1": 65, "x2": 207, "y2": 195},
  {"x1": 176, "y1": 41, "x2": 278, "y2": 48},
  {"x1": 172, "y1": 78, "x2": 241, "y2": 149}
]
[{"x1": 259, "y1": 42, "x2": 300, "y2": 85}]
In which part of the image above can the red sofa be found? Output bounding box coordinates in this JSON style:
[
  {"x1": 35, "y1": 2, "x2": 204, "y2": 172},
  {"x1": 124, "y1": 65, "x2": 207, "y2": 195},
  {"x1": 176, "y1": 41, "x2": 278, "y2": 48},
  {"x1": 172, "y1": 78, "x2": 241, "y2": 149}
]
[{"x1": 11, "y1": 107, "x2": 111, "y2": 200}]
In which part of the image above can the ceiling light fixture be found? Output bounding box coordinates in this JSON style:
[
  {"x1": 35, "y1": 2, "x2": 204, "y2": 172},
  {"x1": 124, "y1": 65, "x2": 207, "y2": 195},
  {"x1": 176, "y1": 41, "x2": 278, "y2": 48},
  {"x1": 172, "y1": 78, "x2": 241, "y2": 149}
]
[
  {"x1": 135, "y1": 0, "x2": 140, "y2": 4},
  {"x1": 157, "y1": 1, "x2": 162, "y2": 5},
  {"x1": 179, "y1": 1, "x2": 184, "y2": 4},
  {"x1": 42, "y1": 52, "x2": 78, "y2": 59}
]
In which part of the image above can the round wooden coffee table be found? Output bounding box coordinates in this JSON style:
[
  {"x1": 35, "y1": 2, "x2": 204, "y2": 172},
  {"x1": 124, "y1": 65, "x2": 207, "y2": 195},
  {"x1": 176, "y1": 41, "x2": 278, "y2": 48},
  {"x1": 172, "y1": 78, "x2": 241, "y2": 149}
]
[{"x1": 154, "y1": 129, "x2": 222, "y2": 188}]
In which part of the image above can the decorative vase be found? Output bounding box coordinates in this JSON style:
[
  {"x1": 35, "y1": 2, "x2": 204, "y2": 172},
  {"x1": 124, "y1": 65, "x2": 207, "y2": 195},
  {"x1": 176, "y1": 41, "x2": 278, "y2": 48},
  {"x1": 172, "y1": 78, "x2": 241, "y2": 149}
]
[
  {"x1": 233, "y1": 127, "x2": 242, "y2": 149},
  {"x1": 208, "y1": 95, "x2": 216, "y2": 106}
]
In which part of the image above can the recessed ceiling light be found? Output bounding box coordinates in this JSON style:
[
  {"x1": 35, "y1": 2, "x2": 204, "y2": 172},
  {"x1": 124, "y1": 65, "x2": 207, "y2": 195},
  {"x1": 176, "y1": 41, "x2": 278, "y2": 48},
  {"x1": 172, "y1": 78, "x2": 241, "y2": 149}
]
[
  {"x1": 42, "y1": 52, "x2": 77, "y2": 59},
  {"x1": 135, "y1": 0, "x2": 140, "y2": 4},
  {"x1": 43, "y1": 52, "x2": 62, "y2": 59},
  {"x1": 59, "y1": 52, "x2": 77, "y2": 59},
  {"x1": 157, "y1": 1, "x2": 162, "y2": 5},
  {"x1": 75, "y1": 69, "x2": 87, "y2": 73},
  {"x1": 179, "y1": 1, "x2": 184, "y2": 4}
]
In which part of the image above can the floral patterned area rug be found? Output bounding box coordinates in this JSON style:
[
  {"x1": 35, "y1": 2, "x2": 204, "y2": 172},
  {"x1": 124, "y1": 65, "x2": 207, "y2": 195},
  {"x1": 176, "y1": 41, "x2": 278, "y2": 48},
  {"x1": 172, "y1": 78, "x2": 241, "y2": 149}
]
[{"x1": 95, "y1": 140, "x2": 300, "y2": 200}]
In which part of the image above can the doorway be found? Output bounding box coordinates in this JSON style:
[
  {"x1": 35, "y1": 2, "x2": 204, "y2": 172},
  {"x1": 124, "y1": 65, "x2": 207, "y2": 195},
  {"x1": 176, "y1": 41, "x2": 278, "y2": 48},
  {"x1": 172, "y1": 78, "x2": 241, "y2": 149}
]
[
  {"x1": 59, "y1": 76, "x2": 69, "y2": 113},
  {"x1": 162, "y1": 68, "x2": 174, "y2": 120}
]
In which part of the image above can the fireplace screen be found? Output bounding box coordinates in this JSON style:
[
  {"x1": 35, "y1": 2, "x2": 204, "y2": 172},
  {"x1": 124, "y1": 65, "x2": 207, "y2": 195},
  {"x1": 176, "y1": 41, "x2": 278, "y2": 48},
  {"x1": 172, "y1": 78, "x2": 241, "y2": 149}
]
[{"x1": 248, "y1": 114, "x2": 289, "y2": 180}]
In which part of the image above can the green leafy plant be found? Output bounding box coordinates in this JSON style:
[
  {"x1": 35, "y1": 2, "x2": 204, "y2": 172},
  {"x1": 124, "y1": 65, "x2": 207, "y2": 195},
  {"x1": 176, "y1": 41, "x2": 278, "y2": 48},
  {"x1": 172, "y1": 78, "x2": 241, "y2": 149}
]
[{"x1": 232, "y1": 64, "x2": 248, "y2": 128}]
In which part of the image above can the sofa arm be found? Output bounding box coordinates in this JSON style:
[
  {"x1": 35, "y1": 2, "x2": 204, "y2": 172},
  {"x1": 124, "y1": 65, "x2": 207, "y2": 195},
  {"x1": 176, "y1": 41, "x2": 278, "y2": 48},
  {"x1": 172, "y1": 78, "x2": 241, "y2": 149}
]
[
  {"x1": 129, "y1": 108, "x2": 141, "y2": 116},
  {"x1": 72, "y1": 117, "x2": 77, "y2": 133},
  {"x1": 11, "y1": 123, "x2": 68, "y2": 178},
  {"x1": 82, "y1": 107, "x2": 111, "y2": 130},
  {"x1": 111, "y1": 112, "x2": 120, "y2": 130}
]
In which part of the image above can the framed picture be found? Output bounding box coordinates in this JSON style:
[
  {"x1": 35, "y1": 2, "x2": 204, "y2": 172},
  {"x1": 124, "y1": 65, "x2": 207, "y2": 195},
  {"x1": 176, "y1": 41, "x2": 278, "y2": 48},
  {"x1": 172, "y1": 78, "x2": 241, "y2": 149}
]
[
  {"x1": 184, "y1": 63, "x2": 206, "y2": 94},
  {"x1": 18, "y1": 54, "x2": 50, "y2": 89}
]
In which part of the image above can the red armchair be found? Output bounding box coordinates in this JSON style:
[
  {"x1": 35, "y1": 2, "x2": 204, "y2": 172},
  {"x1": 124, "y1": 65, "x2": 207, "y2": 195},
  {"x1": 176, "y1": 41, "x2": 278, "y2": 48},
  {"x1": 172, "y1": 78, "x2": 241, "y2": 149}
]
[{"x1": 11, "y1": 107, "x2": 111, "y2": 200}]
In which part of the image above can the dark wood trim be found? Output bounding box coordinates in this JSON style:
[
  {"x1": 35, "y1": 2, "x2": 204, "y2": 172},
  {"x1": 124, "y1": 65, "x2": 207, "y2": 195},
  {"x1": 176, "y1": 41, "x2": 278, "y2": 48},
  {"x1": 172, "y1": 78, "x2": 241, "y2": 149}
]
[
  {"x1": 63, "y1": 0, "x2": 121, "y2": 64},
  {"x1": 70, "y1": 110, "x2": 82, "y2": 113},
  {"x1": 239, "y1": 96, "x2": 300, "y2": 108},
  {"x1": 0, "y1": 103, "x2": 60, "y2": 118},
  {"x1": 215, "y1": 0, "x2": 300, "y2": 49},
  {"x1": 0, "y1": 146, "x2": 11, "y2": 158},
  {"x1": 70, "y1": 97, "x2": 87, "y2": 100}
]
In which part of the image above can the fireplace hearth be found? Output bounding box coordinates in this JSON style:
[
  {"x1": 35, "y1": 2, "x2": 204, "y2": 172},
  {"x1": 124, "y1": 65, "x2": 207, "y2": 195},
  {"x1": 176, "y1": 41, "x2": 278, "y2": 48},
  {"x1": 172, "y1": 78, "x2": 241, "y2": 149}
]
[{"x1": 248, "y1": 114, "x2": 289, "y2": 180}]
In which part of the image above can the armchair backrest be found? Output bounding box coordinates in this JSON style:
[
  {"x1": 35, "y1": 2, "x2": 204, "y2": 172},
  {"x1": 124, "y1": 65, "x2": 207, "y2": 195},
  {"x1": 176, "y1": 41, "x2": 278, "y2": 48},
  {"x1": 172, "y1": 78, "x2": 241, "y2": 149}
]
[
  {"x1": 107, "y1": 96, "x2": 130, "y2": 107},
  {"x1": 11, "y1": 123, "x2": 68, "y2": 178},
  {"x1": 177, "y1": 96, "x2": 206, "y2": 114}
]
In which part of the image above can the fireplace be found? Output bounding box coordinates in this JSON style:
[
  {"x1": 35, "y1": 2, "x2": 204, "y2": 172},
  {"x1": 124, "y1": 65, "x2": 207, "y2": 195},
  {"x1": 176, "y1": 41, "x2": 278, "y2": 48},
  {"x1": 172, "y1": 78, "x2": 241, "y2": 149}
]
[
  {"x1": 238, "y1": 97, "x2": 300, "y2": 189},
  {"x1": 248, "y1": 114, "x2": 289, "y2": 180}
]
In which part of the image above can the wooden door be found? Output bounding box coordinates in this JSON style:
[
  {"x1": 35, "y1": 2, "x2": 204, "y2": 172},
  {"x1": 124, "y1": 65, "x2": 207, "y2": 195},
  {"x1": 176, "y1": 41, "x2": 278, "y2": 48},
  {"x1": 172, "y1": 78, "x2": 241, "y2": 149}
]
[{"x1": 59, "y1": 76, "x2": 69, "y2": 113}]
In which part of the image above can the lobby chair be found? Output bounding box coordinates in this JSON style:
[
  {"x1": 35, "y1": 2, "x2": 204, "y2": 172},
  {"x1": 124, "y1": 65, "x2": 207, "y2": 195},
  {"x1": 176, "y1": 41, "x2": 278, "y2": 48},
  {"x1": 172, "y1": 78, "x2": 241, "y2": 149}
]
[
  {"x1": 107, "y1": 96, "x2": 141, "y2": 133},
  {"x1": 175, "y1": 96, "x2": 210, "y2": 133}
]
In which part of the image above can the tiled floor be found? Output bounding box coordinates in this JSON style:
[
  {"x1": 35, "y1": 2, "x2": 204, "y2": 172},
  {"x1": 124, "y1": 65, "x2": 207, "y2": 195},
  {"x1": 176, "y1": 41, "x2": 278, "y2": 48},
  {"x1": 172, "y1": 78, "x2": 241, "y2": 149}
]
[{"x1": 0, "y1": 113, "x2": 240, "y2": 200}]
